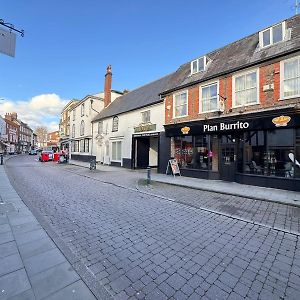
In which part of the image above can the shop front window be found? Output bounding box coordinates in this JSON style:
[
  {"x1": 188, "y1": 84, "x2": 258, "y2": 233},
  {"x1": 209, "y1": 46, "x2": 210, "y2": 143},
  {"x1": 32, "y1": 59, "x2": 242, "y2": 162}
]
[
  {"x1": 242, "y1": 128, "x2": 299, "y2": 178},
  {"x1": 173, "y1": 135, "x2": 211, "y2": 170}
]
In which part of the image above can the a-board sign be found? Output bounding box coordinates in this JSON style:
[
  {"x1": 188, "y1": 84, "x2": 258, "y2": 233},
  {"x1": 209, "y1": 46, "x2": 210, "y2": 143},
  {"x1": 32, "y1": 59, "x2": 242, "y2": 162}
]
[{"x1": 166, "y1": 159, "x2": 181, "y2": 177}]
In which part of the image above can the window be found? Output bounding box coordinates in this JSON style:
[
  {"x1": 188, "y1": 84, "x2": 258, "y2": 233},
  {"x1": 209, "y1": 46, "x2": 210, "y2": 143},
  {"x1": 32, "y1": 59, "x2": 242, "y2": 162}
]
[
  {"x1": 233, "y1": 70, "x2": 258, "y2": 107},
  {"x1": 112, "y1": 141, "x2": 122, "y2": 161},
  {"x1": 112, "y1": 116, "x2": 119, "y2": 132},
  {"x1": 81, "y1": 104, "x2": 85, "y2": 116},
  {"x1": 80, "y1": 140, "x2": 84, "y2": 152},
  {"x1": 191, "y1": 56, "x2": 207, "y2": 74},
  {"x1": 84, "y1": 139, "x2": 89, "y2": 152},
  {"x1": 282, "y1": 56, "x2": 300, "y2": 99},
  {"x1": 200, "y1": 82, "x2": 218, "y2": 112},
  {"x1": 173, "y1": 91, "x2": 188, "y2": 118},
  {"x1": 80, "y1": 120, "x2": 85, "y2": 136},
  {"x1": 98, "y1": 121, "x2": 103, "y2": 134},
  {"x1": 73, "y1": 110, "x2": 75, "y2": 121},
  {"x1": 141, "y1": 110, "x2": 150, "y2": 123},
  {"x1": 72, "y1": 124, "x2": 75, "y2": 138},
  {"x1": 260, "y1": 22, "x2": 285, "y2": 48},
  {"x1": 173, "y1": 135, "x2": 212, "y2": 170}
]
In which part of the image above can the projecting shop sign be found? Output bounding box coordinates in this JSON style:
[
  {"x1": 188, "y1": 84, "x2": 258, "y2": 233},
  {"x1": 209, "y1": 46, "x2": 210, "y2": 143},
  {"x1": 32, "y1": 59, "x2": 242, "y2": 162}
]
[{"x1": 0, "y1": 27, "x2": 16, "y2": 57}]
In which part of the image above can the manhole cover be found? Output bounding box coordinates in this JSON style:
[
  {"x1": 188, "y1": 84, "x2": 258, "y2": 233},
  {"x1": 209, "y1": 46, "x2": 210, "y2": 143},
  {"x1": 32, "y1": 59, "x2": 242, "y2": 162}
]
[{"x1": 0, "y1": 203, "x2": 16, "y2": 214}]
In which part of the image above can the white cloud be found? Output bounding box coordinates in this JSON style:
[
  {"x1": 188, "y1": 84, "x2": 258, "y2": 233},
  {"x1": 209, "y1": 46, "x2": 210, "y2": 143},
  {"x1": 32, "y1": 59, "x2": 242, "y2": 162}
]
[{"x1": 0, "y1": 94, "x2": 67, "y2": 132}]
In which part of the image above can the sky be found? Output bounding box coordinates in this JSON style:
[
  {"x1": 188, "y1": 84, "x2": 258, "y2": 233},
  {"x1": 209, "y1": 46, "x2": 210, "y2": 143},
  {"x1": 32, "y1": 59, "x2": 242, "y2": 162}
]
[{"x1": 0, "y1": 0, "x2": 297, "y2": 132}]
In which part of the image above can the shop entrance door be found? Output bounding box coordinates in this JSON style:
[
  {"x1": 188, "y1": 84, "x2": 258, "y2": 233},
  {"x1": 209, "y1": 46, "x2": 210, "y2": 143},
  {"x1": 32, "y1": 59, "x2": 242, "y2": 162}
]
[
  {"x1": 220, "y1": 135, "x2": 236, "y2": 181},
  {"x1": 136, "y1": 137, "x2": 150, "y2": 168}
]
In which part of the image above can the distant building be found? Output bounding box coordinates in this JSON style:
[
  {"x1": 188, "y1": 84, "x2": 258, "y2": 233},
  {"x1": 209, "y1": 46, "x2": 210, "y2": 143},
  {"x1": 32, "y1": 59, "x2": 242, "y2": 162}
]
[
  {"x1": 59, "y1": 99, "x2": 79, "y2": 150},
  {"x1": 47, "y1": 131, "x2": 60, "y2": 149},
  {"x1": 0, "y1": 115, "x2": 8, "y2": 154},
  {"x1": 69, "y1": 66, "x2": 123, "y2": 162},
  {"x1": 4, "y1": 113, "x2": 19, "y2": 154}
]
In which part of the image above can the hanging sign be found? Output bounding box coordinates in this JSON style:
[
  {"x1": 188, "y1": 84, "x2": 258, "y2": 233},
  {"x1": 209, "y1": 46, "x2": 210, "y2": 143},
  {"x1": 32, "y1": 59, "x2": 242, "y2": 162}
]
[
  {"x1": 166, "y1": 159, "x2": 181, "y2": 177},
  {"x1": 0, "y1": 28, "x2": 16, "y2": 57}
]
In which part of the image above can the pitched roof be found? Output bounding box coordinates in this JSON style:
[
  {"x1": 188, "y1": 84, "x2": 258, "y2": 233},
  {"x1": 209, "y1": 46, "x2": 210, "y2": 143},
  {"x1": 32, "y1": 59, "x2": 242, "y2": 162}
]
[
  {"x1": 161, "y1": 14, "x2": 300, "y2": 95},
  {"x1": 92, "y1": 73, "x2": 174, "y2": 121}
]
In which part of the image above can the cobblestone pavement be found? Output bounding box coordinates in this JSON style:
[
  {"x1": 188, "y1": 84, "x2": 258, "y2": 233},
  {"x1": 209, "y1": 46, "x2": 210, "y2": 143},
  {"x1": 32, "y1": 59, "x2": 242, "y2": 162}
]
[{"x1": 5, "y1": 156, "x2": 300, "y2": 300}]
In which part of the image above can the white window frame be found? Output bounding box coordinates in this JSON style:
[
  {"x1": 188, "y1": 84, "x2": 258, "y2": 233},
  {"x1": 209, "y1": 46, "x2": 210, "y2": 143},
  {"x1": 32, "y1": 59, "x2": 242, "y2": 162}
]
[
  {"x1": 259, "y1": 21, "x2": 286, "y2": 49},
  {"x1": 141, "y1": 110, "x2": 151, "y2": 123},
  {"x1": 72, "y1": 110, "x2": 75, "y2": 121},
  {"x1": 191, "y1": 56, "x2": 207, "y2": 75},
  {"x1": 173, "y1": 90, "x2": 188, "y2": 118},
  {"x1": 232, "y1": 68, "x2": 260, "y2": 108},
  {"x1": 111, "y1": 141, "x2": 122, "y2": 162},
  {"x1": 71, "y1": 124, "x2": 75, "y2": 138},
  {"x1": 81, "y1": 104, "x2": 85, "y2": 117},
  {"x1": 80, "y1": 120, "x2": 85, "y2": 136},
  {"x1": 112, "y1": 116, "x2": 119, "y2": 132},
  {"x1": 199, "y1": 80, "x2": 219, "y2": 113},
  {"x1": 98, "y1": 121, "x2": 103, "y2": 134}
]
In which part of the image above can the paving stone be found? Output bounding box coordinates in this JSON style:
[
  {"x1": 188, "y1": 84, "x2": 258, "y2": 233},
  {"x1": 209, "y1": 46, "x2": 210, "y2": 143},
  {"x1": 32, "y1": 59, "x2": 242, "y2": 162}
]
[
  {"x1": 14, "y1": 228, "x2": 48, "y2": 246},
  {"x1": 30, "y1": 262, "x2": 79, "y2": 300},
  {"x1": 45, "y1": 280, "x2": 96, "y2": 300},
  {"x1": 8, "y1": 288, "x2": 36, "y2": 300},
  {"x1": 110, "y1": 275, "x2": 132, "y2": 293},
  {"x1": 0, "y1": 241, "x2": 18, "y2": 258},
  {"x1": 0, "y1": 253, "x2": 23, "y2": 276},
  {"x1": 205, "y1": 284, "x2": 229, "y2": 300},
  {"x1": 24, "y1": 247, "x2": 66, "y2": 277},
  {"x1": 158, "y1": 282, "x2": 176, "y2": 298},
  {"x1": 0, "y1": 269, "x2": 31, "y2": 299},
  {"x1": 0, "y1": 231, "x2": 14, "y2": 245}
]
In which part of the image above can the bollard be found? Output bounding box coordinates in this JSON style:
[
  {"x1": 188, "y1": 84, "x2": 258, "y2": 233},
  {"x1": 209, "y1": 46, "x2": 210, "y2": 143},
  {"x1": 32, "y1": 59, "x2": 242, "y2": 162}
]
[
  {"x1": 0, "y1": 154, "x2": 3, "y2": 165},
  {"x1": 147, "y1": 166, "x2": 151, "y2": 185}
]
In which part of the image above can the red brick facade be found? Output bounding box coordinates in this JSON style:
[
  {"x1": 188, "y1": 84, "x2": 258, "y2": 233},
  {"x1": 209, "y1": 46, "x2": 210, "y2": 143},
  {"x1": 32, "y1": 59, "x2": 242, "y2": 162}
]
[{"x1": 164, "y1": 59, "x2": 299, "y2": 125}]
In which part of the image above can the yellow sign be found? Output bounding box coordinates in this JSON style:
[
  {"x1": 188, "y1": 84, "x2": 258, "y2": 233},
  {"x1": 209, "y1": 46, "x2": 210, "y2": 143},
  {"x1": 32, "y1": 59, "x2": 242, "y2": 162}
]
[
  {"x1": 272, "y1": 116, "x2": 291, "y2": 127},
  {"x1": 181, "y1": 126, "x2": 190, "y2": 134}
]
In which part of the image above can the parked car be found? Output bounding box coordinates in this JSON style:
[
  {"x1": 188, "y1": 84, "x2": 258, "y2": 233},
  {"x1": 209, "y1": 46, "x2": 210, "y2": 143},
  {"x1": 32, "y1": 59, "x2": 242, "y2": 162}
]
[
  {"x1": 39, "y1": 150, "x2": 54, "y2": 161},
  {"x1": 29, "y1": 149, "x2": 38, "y2": 155}
]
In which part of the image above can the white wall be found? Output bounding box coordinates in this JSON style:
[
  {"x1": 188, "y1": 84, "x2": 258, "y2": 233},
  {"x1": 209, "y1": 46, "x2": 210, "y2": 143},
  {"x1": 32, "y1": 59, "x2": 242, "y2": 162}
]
[{"x1": 92, "y1": 102, "x2": 165, "y2": 165}]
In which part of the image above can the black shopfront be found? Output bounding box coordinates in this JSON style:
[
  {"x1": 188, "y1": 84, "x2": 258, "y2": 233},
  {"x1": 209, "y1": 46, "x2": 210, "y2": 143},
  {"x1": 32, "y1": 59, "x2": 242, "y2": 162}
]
[{"x1": 164, "y1": 109, "x2": 300, "y2": 191}]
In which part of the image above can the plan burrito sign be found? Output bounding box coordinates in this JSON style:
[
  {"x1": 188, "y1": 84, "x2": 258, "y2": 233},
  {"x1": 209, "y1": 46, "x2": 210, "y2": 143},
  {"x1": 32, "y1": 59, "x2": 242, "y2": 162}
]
[{"x1": 203, "y1": 121, "x2": 250, "y2": 132}]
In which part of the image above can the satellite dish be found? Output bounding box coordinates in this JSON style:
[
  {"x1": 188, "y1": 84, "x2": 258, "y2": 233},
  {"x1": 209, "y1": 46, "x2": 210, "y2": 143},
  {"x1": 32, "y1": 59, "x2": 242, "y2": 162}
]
[{"x1": 289, "y1": 153, "x2": 300, "y2": 167}]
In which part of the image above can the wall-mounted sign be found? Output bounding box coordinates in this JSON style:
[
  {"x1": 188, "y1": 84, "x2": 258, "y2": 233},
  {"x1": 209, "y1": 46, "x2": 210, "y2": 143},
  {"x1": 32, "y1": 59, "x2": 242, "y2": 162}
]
[
  {"x1": 133, "y1": 132, "x2": 159, "y2": 138},
  {"x1": 203, "y1": 121, "x2": 249, "y2": 132},
  {"x1": 181, "y1": 126, "x2": 190, "y2": 134},
  {"x1": 272, "y1": 116, "x2": 291, "y2": 127},
  {"x1": 134, "y1": 123, "x2": 156, "y2": 133}
]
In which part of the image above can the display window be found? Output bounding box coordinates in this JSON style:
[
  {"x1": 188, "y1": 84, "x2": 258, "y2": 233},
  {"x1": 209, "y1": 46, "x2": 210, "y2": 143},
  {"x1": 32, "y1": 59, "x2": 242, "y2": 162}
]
[
  {"x1": 242, "y1": 128, "x2": 300, "y2": 178},
  {"x1": 173, "y1": 135, "x2": 212, "y2": 170}
]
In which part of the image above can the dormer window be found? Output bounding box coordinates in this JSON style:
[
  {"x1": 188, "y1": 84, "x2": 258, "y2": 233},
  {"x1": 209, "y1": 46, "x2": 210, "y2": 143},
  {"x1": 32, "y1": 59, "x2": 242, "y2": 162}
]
[
  {"x1": 191, "y1": 56, "x2": 207, "y2": 74},
  {"x1": 259, "y1": 22, "x2": 285, "y2": 48}
]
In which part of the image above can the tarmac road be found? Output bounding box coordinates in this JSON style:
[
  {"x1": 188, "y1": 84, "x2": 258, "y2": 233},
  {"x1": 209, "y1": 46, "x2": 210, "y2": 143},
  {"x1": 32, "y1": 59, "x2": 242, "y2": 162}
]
[{"x1": 5, "y1": 155, "x2": 300, "y2": 300}]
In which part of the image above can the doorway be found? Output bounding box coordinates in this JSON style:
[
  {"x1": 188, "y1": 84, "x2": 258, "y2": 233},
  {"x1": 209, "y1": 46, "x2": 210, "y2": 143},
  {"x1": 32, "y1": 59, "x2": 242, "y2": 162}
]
[
  {"x1": 132, "y1": 135, "x2": 159, "y2": 169},
  {"x1": 220, "y1": 134, "x2": 236, "y2": 181}
]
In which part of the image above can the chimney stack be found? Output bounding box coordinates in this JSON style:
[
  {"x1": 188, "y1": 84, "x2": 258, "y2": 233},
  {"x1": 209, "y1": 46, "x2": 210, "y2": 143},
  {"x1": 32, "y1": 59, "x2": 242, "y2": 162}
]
[{"x1": 104, "y1": 65, "x2": 112, "y2": 108}]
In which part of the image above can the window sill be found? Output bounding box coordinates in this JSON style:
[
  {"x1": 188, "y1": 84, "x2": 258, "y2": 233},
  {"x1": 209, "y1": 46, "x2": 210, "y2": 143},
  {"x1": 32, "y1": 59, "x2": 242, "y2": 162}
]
[
  {"x1": 279, "y1": 95, "x2": 300, "y2": 101},
  {"x1": 232, "y1": 101, "x2": 260, "y2": 109},
  {"x1": 172, "y1": 114, "x2": 188, "y2": 119}
]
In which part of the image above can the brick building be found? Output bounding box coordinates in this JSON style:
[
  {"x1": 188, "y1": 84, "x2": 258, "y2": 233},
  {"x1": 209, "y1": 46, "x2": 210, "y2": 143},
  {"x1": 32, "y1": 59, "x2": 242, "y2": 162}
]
[
  {"x1": 4, "y1": 113, "x2": 19, "y2": 154},
  {"x1": 161, "y1": 15, "x2": 300, "y2": 191}
]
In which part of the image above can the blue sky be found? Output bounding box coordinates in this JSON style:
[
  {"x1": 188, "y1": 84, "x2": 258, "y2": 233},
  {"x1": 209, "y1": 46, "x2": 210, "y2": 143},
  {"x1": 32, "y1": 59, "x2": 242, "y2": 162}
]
[{"x1": 0, "y1": 0, "x2": 297, "y2": 130}]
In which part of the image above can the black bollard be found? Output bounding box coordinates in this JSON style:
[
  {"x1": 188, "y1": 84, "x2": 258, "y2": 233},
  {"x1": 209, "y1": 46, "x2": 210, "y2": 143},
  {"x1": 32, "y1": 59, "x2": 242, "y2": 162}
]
[
  {"x1": 147, "y1": 167, "x2": 151, "y2": 185},
  {"x1": 0, "y1": 154, "x2": 3, "y2": 165}
]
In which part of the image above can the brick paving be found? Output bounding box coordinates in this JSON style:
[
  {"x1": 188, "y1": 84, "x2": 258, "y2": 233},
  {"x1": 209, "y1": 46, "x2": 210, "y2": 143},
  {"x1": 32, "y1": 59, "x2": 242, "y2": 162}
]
[{"x1": 5, "y1": 156, "x2": 300, "y2": 299}]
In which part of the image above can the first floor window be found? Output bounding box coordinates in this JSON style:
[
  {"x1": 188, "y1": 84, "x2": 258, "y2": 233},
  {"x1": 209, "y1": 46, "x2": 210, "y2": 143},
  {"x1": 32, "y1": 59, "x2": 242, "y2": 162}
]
[
  {"x1": 201, "y1": 82, "x2": 218, "y2": 112},
  {"x1": 98, "y1": 121, "x2": 103, "y2": 134},
  {"x1": 84, "y1": 139, "x2": 89, "y2": 152},
  {"x1": 283, "y1": 56, "x2": 300, "y2": 98},
  {"x1": 141, "y1": 110, "x2": 150, "y2": 123},
  {"x1": 80, "y1": 140, "x2": 84, "y2": 152},
  {"x1": 80, "y1": 120, "x2": 85, "y2": 136},
  {"x1": 112, "y1": 116, "x2": 119, "y2": 132},
  {"x1": 112, "y1": 141, "x2": 122, "y2": 161},
  {"x1": 174, "y1": 91, "x2": 188, "y2": 118},
  {"x1": 72, "y1": 124, "x2": 75, "y2": 138},
  {"x1": 234, "y1": 70, "x2": 258, "y2": 106}
]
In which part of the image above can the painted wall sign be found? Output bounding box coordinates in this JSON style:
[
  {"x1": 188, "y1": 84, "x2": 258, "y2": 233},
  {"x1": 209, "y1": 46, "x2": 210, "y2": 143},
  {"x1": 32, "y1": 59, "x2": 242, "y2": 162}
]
[
  {"x1": 272, "y1": 116, "x2": 291, "y2": 127},
  {"x1": 134, "y1": 123, "x2": 156, "y2": 133},
  {"x1": 203, "y1": 121, "x2": 249, "y2": 132},
  {"x1": 181, "y1": 126, "x2": 190, "y2": 134}
]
